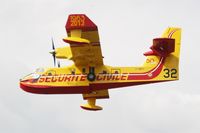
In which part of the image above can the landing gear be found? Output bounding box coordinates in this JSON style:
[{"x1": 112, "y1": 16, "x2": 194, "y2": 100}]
[
  {"x1": 87, "y1": 73, "x2": 96, "y2": 81},
  {"x1": 87, "y1": 67, "x2": 96, "y2": 81}
]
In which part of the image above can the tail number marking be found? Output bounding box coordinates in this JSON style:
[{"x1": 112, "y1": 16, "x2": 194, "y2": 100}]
[
  {"x1": 163, "y1": 68, "x2": 177, "y2": 78},
  {"x1": 70, "y1": 15, "x2": 85, "y2": 27}
]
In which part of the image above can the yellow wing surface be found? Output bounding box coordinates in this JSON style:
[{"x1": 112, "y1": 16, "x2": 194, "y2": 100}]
[
  {"x1": 61, "y1": 14, "x2": 104, "y2": 67},
  {"x1": 81, "y1": 89, "x2": 109, "y2": 111},
  {"x1": 64, "y1": 14, "x2": 107, "y2": 110}
]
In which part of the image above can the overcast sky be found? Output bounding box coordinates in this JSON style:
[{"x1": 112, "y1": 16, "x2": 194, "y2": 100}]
[{"x1": 1, "y1": 0, "x2": 200, "y2": 133}]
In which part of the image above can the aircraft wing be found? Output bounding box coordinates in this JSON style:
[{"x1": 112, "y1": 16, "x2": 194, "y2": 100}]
[
  {"x1": 81, "y1": 89, "x2": 109, "y2": 111},
  {"x1": 82, "y1": 89, "x2": 109, "y2": 100},
  {"x1": 63, "y1": 14, "x2": 104, "y2": 66}
]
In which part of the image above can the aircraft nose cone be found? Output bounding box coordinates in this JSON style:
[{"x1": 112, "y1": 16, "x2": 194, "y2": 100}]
[
  {"x1": 19, "y1": 81, "x2": 28, "y2": 91},
  {"x1": 49, "y1": 50, "x2": 56, "y2": 55},
  {"x1": 19, "y1": 80, "x2": 36, "y2": 94},
  {"x1": 19, "y1": 75, "x2": 37, "y2": 93}
]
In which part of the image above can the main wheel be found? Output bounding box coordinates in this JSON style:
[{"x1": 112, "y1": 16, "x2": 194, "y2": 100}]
[{"x1": 87, "y1": 73, "x2": 96, "y2": 81}]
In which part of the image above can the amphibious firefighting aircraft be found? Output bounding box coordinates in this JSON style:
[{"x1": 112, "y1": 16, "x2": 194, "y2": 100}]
[{"x1": 20, "y1": 14, "x2": 181, "y2": 111}]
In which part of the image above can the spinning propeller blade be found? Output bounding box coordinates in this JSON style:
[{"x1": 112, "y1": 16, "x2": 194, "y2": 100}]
[
  {"x1": 57, "y1": 60, "x2": 60, "y2": 68},
  {"x1": 50, "y1": 38, "x2": 56, "y2": 66},
  {"x1": 50, "y1": 38, "x2": 61, "y2": 68}
]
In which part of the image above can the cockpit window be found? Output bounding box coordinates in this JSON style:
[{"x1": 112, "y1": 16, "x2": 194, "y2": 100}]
[
  {"x1": 32, "y1": 73, "x2": 40, "y2": 79},
  {"x1": 47, "y1": 72, "x2": 52, "y2": 76},
  {"x1": 35, "y1": 68, "x2": 45, "y2": 73},
  {"x1": 46, "y1": 70, "x2": 56, "y2": 76}
]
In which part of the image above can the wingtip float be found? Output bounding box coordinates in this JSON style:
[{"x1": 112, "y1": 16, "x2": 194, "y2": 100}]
[{"x1": 19, "y1": 14, "x2": 181, "y2": 111}]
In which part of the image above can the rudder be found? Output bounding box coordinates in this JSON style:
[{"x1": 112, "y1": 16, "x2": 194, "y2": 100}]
[
  {"x1": 162, "y1": 27, "x2": 181, "y2": 58},
  {"x1": 161, "y1": 27, "x2": 182, "y2": 80}
]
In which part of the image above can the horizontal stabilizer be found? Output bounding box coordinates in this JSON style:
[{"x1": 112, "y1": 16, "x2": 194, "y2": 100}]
[
  {"x1": 63, "y1": 37, "x2": 90, "y2": 44},
  {"x1": 151, "y1": 38, "x2": 175, "y2": 57},
  {"x1": 143, "y1": 38, "x2": 175, "y2": 57}
]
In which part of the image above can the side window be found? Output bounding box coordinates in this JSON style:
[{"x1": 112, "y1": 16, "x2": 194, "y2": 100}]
[
  {"x1": 82, "y1": 68, "x2": 86, "y2": 74},
  {"x1": 47, "y1": 72, "x2": 52, "y2": 76},
  {"x1": 71, "y1": 68, "x2": 76, "y2": 75},
  {"x1": 111, "y1": 69, "x2": 121, "y2": 74},
  {"x1": 114, "y1": 71, "x2": 119, "y2": 74},
  {"x1": 46, "y1": 70, "x2": 56, "y2": 76},
  {"x1": 102, "y1": 70, "x2": 107, "y2": 74}
]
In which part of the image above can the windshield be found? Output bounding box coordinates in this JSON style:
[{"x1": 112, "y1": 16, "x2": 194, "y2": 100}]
[{"x1": 35, "y1": 68, "x2": 45, "y2": 73}]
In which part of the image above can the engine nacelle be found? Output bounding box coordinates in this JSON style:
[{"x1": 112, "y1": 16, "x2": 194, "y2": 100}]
[{"x1": 55, "y1": 46, "x2": 72, "y2": 59}]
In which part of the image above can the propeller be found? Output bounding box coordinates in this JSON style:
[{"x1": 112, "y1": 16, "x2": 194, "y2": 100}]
[
  {"x1": 49, "y1": 38, "x2": 61, "y2": 68},
  {"x1": 57, "y1": 60, "x2": 60, "y2": 68},
  {"x1": 49, "y1": 38, "x2": 56, "y2": 67}
]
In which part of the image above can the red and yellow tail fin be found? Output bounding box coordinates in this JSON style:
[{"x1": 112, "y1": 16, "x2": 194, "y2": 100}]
[
  {"x1": 162, "y1": 27, "x2": 181, "y2": 58},
  {"x1": 161, "y1": 27, "x2": 181, "y2": 80},
  {"x1": 144, "y1": 27, "x2": 181, "y2": 81}
]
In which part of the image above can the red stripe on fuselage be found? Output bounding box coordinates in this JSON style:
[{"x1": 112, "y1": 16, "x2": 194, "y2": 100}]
[{"x1": 127, "y1": 57, "x2": 165, "y2": 80}]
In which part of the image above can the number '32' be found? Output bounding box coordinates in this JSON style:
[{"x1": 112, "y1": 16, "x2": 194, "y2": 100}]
[{"x1": 163, "y1": 68, "x2": 177, "y2": 78}]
